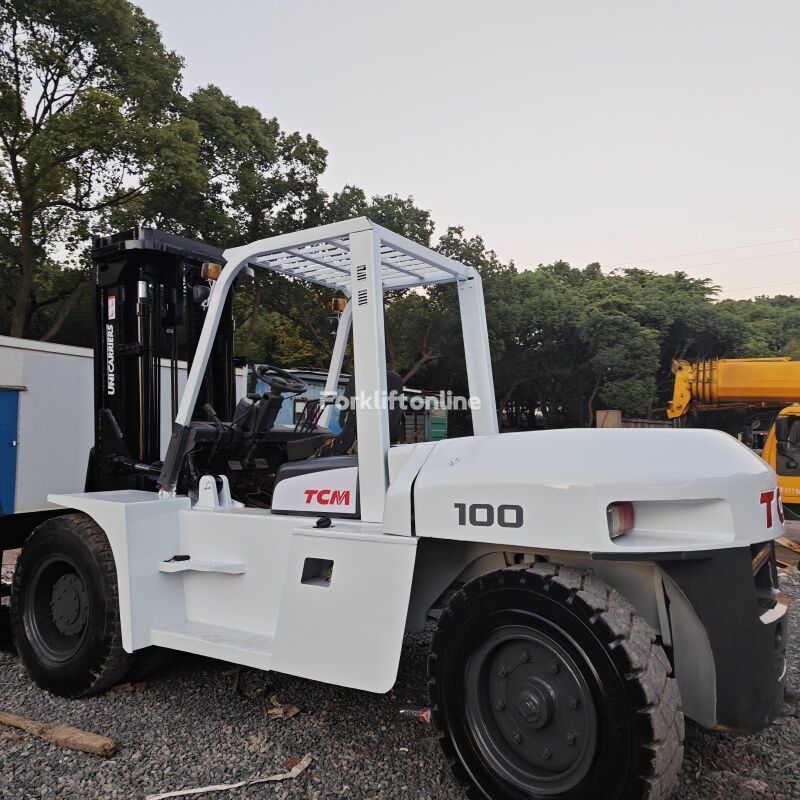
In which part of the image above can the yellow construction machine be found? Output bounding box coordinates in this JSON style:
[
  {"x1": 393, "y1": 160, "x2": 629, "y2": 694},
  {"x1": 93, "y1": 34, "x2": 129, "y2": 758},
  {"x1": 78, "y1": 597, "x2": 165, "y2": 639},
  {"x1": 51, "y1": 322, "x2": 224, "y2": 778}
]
[{"x1": 668, "y1": 357, "x2": 800, "y2": 516}]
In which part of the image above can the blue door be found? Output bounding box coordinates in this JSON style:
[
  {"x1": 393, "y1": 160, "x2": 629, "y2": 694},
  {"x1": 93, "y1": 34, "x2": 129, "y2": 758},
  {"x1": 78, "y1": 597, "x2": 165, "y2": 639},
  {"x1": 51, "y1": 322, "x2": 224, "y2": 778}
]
[{"x1": 0, "y1": 390, "x2": 19, "y2": 515}]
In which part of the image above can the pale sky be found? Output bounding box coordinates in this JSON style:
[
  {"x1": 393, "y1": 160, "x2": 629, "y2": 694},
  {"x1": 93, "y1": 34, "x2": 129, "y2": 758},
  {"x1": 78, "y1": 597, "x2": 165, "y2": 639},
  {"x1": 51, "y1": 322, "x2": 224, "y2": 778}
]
[{"x1": 136, "y1": 1, "x2": 799, "y2": 299}]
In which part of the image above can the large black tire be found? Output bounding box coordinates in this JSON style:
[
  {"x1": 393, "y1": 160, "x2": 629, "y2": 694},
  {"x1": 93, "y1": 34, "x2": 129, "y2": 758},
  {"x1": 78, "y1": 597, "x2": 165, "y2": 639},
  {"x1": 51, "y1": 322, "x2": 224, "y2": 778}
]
[
  {"x1": 11, "y1": 513, "x2": 133, "y2": 698},
  {"x1": 428, "y1": 564, "x2": 684, "y2": 800}
]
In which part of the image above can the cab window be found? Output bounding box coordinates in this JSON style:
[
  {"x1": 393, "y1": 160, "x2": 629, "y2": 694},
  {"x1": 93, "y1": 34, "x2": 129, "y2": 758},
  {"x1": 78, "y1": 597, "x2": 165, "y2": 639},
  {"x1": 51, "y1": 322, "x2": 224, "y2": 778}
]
[{"x1": 776, "y1": 416, "x2": 800, "y2": 476}]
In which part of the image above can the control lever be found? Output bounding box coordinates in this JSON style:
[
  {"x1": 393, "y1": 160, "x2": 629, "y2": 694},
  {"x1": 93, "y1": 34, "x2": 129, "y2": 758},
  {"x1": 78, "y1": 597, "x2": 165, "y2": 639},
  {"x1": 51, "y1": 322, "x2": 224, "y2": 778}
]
[{"x1": 204, "y1": 403, "x2": 224, "y2": 432}]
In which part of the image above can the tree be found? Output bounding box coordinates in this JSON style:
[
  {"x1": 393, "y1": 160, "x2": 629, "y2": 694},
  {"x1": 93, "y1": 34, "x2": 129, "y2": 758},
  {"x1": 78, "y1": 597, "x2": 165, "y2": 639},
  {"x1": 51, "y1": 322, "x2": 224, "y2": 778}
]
[
  {"x1": 123, "y1": 84, "x2": 330, "y2": 247},
  {"x1": 118, "y1": 84, "x2": 331, "y2": 364},
  {"x1": 434, "y1": 226, "x2": 519, "y2": 394},
  {"x1": 718, "y1": 294, "x2": 800, "y2": 358},
  {"x1": 0, "y1": 0, "x2": 185, "y2": 337},
  {"x1": 385, "y1": 292, "x2": 448, "y2": 382},
  {"x1": 233, "y1": 188, "x2": 438, "y2": 368},
  {"x1": 324, "y1": 186, "x2": 435, "y2": 246},
  {"x1": 581, "y1": 308, "x2": 659, "y2": 421}
]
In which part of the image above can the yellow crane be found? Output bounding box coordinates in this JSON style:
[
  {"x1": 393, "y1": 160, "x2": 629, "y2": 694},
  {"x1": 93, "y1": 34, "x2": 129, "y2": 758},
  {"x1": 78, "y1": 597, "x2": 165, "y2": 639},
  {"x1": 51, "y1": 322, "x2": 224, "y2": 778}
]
[{"x1": 668, "y1": 357, "x2": 800, "y2": 516}]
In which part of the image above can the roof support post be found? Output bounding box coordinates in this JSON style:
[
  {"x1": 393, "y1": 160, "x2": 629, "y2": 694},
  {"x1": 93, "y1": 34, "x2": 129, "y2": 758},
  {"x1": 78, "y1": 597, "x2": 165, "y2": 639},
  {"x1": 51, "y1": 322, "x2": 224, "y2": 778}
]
[
  {"x1": 458, "y1": 271, "x2": 499, "y2": 436},
  {"x1": 159, "y1": 254, "x2": 247, "y2": 493},
  {"x1": 319, "y1": 300, "x2": 352, "y2": 428},
  {"x1": 174, "y1": 259, "x2": 245, "y2": 427},
  {"x1": 348, "y1": 229, "x2": 390, "y2": 522}
]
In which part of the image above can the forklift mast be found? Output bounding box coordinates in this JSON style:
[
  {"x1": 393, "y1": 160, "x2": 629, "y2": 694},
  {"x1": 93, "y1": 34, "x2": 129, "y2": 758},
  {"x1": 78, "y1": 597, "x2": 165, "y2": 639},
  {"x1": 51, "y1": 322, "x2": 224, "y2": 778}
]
[{"x1": 88, "y1": 227, "x2": 237, "y2": 492}]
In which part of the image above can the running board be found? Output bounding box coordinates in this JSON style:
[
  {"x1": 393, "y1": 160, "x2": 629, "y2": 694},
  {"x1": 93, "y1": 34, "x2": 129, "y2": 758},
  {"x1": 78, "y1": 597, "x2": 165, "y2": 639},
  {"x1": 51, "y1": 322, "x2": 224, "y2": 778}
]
[
  {"x1": 150, "y1": 621, "x2": 274, "y2": 670},
  {"x1": 159, "y1": 558, "x2": 246, "y2": 574}
]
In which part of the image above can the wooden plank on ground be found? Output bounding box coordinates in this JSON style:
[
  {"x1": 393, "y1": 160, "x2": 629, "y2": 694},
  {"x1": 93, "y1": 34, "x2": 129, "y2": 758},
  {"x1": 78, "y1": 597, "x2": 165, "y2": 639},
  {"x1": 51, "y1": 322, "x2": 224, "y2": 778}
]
[
  {"x1": 0, "y1": 711, "x2": 118, "y2": 757},
  {"x1": 777, "y1": 536, "x2": 800, "y2": 556}
]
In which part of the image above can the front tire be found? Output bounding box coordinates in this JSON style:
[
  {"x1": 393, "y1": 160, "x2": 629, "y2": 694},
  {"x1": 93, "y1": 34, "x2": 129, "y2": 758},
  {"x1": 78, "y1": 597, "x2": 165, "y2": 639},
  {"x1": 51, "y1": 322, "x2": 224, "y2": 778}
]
[
  {"x1": 11, "y1": 513, "x2": 132, "y2": 697},
  {"x1": 428, "y1": 564, "x2": 684, "y2": 800}
]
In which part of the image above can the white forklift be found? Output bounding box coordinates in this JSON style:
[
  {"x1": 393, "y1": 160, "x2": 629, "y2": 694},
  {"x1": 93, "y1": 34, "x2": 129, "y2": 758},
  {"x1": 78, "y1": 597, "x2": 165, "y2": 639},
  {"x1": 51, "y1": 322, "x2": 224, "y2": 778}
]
[{"x1": 11, "y1": 219, "x2": 789, "y2": 800}]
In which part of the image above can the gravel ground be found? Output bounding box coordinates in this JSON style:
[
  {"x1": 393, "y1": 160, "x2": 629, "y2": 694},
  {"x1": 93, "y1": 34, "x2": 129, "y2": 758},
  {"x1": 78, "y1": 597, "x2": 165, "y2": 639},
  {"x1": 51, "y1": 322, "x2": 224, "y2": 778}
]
[{"x1": 0, "y1": 568, "x2": 797, "y2": 800}]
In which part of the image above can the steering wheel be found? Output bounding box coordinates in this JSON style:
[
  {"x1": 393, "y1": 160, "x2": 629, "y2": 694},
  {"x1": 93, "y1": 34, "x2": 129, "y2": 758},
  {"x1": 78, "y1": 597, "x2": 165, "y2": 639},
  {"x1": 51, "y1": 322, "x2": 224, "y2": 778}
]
[{"x1": 254, "y1": 364, "x2": 308, "y2": 395}]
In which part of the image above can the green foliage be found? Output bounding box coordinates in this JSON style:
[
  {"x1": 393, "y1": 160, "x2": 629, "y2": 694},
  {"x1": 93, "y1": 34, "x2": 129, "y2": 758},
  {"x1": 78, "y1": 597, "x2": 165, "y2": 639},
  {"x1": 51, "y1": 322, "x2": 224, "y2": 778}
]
[
  {"x1": 115, "y1": 84, "x2": 329, "y2": 246},
  {"x1": 383, "y1": 251, "x2": 798, "y2": 429},
  {"x1": 0, "y1": 0, "x2": 184, "y2": 336},
  {"x1": 324, "y1": 186, "x2": 435, "y2": 245},
  {"x1": 717, "y1": 295, "x2": 800, "y2": 357}
]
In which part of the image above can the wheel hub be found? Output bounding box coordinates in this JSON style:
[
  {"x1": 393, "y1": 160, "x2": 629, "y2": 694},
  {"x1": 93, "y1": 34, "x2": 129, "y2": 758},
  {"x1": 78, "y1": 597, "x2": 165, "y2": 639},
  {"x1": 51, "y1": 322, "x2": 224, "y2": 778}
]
[
  {"x1": 466, "y1": 625, "x2": 598, "y2": 795},
  {"x1": 516, "y1": 681, "x2": 554, "y2": 729},
  {"x1": 50, "y1": 573, "x2": 88, "y2": 637}
]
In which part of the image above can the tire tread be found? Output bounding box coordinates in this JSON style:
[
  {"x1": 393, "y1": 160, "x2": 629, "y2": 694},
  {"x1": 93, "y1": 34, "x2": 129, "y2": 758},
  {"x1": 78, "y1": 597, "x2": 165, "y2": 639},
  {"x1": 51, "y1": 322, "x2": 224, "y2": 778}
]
[
  {"x1": 11, "y1": 513, "x2": 132, "y2": 698},
  {"x1": 428, "y1": 564, "x2": 684, "y2": 800}
]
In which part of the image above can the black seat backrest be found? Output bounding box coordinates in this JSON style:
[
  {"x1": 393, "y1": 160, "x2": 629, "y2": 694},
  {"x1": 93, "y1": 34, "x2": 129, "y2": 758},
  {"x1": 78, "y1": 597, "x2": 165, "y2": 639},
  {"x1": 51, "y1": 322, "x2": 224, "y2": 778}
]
[
  {"x1": 293, "y1": 398, "x2": 323, "y2": 435},
  {"x1": 230, "y1": 396, "x2": 256, "y2": 436},
  {"x1": 328, "y1": 371, "x2": 403, "y2": 455},
  {"x1": 386, "y1": 370, "x2": 404, "y2": 443}
]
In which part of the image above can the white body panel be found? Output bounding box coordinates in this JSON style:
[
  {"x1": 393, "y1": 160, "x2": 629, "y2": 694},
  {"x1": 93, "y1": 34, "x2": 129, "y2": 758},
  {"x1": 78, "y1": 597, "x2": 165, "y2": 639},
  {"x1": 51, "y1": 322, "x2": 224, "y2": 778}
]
[
  {"x1": 270, "y1": 522, "x2": 416, "y2": 692},
  {"x1": 271, "y1": 467, "x2": 358, "y2": 515},
  {"x1": 49, "y1": 490, "x2": 418, "y2": 693},
  {"x1": 0, "y1": 336, "x2": 244, "y2": 513},
  {"x1": 413, "y1": 428, "x2": 782, "y2": 552},
  {"x1": 48, "y1": 490, "x2": 191, "y2": 652}
]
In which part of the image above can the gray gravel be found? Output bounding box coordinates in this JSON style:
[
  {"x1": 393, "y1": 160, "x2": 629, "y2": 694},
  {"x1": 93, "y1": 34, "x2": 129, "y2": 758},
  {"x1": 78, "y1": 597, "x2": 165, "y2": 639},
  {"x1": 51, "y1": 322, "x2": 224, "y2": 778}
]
[{"x1": 0, "y1": 569, "x2": 798, "y2": 800}]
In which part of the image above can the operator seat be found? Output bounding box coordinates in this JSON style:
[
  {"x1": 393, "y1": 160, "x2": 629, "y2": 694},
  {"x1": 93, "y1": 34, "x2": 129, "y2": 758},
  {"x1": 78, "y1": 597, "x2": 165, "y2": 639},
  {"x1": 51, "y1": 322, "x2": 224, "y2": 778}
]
[
  {"x1": 187, "y1": 386, "x2": 289, "y2": 466},
  {"x1": 285, "y1": 371, "x2": 404, "y2": 460},
  {"x1": 334, "y1": 371, "x2": 404, "y2": 451},
  {"x1": 271, "y1": 371, "x2": 405, "y2": 518},
  {"x1": 220, "y1": 391, "x2": 283, "y2": 444}
]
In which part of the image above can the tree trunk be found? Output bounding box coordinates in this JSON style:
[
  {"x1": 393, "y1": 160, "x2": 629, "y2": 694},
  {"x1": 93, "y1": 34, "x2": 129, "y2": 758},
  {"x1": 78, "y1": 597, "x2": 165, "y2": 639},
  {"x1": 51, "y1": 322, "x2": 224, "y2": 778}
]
[
  {"x1": 586, "y1": 379, "x2": 602, "y2": 428},
  {"x1": 240, "y1": 279, "x2": 263, "y2": 356},
  {"x1": 386, "y1": 337, "x2": 399, "y2": 372},
  {"x1": 499, "y1": 381, "x2": 518, "y2": 414},
  {"x1": 9, "y1": 202, "x2": 35, "y2": 337},
  {"x1": 402, "y1": 352, "x2": 436, "y2": 383},
  {"x1": 41, "y1": 278, "x2": 91, "y2": 342}
]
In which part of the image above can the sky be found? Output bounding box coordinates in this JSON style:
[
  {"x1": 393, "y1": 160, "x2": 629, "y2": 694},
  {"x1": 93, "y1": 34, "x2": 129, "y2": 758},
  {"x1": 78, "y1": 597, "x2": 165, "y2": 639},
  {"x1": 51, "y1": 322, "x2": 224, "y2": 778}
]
[{"x1": 135, "y1": 0, "x2": 799, "y2": 300}]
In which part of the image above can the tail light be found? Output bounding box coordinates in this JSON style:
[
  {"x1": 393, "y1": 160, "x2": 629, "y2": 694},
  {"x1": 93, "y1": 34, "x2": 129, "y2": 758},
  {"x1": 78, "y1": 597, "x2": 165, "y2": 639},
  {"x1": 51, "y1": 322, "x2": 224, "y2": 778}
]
[{"x1": 607, "y1": 502, "x2": 635, "y2": 539}]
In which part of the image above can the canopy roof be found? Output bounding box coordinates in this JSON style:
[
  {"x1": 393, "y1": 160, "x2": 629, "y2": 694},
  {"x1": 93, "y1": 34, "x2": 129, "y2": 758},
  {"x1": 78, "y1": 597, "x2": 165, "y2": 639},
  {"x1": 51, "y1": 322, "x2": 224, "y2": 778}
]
[{"x1": 233, "y1": 217, "x2": 472, "y2": 293}]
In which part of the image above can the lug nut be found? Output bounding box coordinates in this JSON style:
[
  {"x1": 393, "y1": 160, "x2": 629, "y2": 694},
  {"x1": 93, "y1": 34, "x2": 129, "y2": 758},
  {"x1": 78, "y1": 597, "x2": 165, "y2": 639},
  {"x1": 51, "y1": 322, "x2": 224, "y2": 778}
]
[
  {"x1": 495, "y1": 699, "x2": 506, "y2": 711},
  {"x1": 520, "y1": 649, "x2": 529, "y2": 662},
  {"x1": 565, "y1": 732, "x2": 576, "y2": 746},
  {"x1": 498, "y1": 665, "x2": 507, "y2": 678},
  {"x1": 568, "y1": 696, "x2": 580, "y2": 709},
  {"x1": 512, "y1": 733, "x2": 522, "y2": 745},
  {"x1": 541, "y1": 746, "x2": 552, "y2": 760},
  {"x1": 549, "y1": 662, "x2": 560, "y2": 675}
]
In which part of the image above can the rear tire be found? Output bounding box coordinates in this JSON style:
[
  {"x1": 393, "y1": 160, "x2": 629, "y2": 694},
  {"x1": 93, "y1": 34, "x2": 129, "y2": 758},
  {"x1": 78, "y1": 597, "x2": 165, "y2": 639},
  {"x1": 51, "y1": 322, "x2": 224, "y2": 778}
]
[
  {"x1": 428, "y1": 564, "x2": 684, "y2": 800},
  {"x1": 11, "y1": 513, "x2": 133, "y2": 697}
]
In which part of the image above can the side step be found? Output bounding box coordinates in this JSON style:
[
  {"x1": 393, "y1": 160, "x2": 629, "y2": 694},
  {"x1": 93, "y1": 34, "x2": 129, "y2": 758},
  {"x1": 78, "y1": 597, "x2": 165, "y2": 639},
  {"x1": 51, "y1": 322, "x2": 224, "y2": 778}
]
[
  {"x1": 159, "y1": 558, "x2": 246, "y2": 574},
  {"x1": 150, "y1": 621, "x2": 273, "y2": 670}
]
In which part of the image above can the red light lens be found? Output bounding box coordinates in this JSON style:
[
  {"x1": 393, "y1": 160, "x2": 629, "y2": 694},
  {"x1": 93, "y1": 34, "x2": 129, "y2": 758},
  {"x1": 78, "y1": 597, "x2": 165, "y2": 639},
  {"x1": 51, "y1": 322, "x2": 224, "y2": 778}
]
[{"x1": 607, "y1": 502, "x2": 635, "y2": 539}]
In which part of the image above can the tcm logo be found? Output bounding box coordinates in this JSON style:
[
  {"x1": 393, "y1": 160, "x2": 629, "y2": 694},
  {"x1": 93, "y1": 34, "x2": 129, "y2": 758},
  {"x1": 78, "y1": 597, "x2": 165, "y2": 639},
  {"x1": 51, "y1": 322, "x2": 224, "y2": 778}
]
[
  {"x1": 304, "y1": 489, "x2": 350, "y2": 506},
  {"x1": 760, "y1": 488, "x2": 785, "y2": 529}
]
